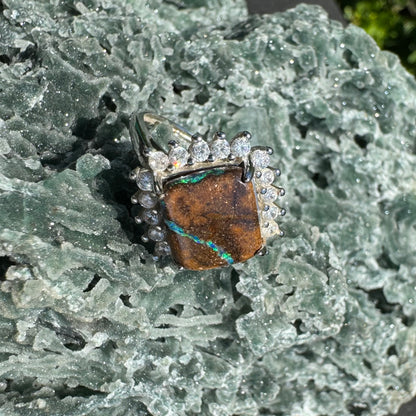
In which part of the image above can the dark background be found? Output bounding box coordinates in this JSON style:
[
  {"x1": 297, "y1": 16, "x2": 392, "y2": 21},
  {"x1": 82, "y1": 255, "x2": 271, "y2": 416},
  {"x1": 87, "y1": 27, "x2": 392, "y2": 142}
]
[{"x1": 246, "y1": 1, "x2": 416, "y2": 416}]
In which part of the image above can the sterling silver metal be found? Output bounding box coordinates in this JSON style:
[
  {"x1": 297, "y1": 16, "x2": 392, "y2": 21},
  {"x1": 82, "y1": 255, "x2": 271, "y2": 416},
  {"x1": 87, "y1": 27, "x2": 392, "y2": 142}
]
[
  {"x1": 129, "y1": 111, "x2": 286, "y2": 262},
  {"x1": 130, "y1": 112, "x2": 194, "y2": 165},
  {"x1": 130, "y1": 112, "x2": 257, "y2": 187}
]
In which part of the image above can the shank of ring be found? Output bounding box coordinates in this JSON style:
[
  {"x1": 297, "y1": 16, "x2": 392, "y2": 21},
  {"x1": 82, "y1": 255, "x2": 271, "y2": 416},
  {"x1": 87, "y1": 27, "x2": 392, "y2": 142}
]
[{"x1": 129, "y1": 112, "x2": 194, "y2": 166}]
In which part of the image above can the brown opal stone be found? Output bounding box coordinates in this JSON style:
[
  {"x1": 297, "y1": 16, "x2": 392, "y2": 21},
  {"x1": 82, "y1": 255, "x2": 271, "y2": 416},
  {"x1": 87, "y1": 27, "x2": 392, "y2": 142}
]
[{"x1": 162, "y1": 166, "x2": 263, "y2": 270}]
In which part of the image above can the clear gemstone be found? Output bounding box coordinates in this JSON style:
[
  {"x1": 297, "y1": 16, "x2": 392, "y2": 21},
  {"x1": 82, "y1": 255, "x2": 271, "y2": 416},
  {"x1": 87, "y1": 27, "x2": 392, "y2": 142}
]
[
  {"x1": 148, "y1": 151, "x2": 169, "y2": 171},
  {"x1": 169, "y1": 146, "x2": 189, "y2": 168},
  {"x1": 136, "y1": 170, "x2": 154, "y2": 191},
  {"x1": 262, "y1": 187, "x2": 278, "y2": 202},
  {"x1": 230, "y1": 137, "x2": 251, "y2": 157},
  {"x1": 250, "y1": 149, "x2": 270, "y2": 168},
  {"x1": 210, "y1": 139, "x2": 230, "y2": 160},
  {"x1": 148, "y1": 226, "x2": 165, "y2": 242},
  {"x1": 141, "y1": 209, "x2": 161, "y2": 225},
  {"x1": 262, "y1": 221, "x2": 279, "y2": 238},
  {"x1": 262, "y1": 205, "x2": 279, "y2": 220},
  {"x1": 189, "y1": 140, "x2": 210, "y2": 162},
  {"x1": 138, "y1": 192, "x2": 158, "y2": 208},
  {"x1": 154, "y1": 241, "x2": 171, "y2": 257},
  {"x1": 256, "y1": 168, "x2": 275, "y2": 185}
]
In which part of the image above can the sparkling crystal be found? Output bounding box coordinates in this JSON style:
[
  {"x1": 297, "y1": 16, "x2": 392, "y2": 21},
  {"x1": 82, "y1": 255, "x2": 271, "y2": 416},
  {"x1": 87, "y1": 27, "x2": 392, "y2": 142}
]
[
  {"x1": 263, "y1": 204, "x2": 279, "y2": 220},
  {"x1": 262, "y1": 187, "x2": 278, "y2": 202},
  {"x1": 256, "y1": 168, "x2": 275, "y2": 185},
  {"x1": 148, "y1": 226, "x2": 165, "y2": 242},
  {"x1": 138, "y1": 192, "x2": 158, "y2": 208},
  {"x1": 250, "y1": 149, "x2": 270, "y2": 168},
  {"x1": 230, "y1": 137, "x2": 251, "y2": 157},
  {"x1": 169, "y1": 146, "x2": 189, "y2": 168},
  {"x1": 262, "y1": 221, "x2": 279, "y2": 238},
  {"x1": 136, "y1": 170, "x2": 154, "y2": 191},
  {"x1": 189, "y1": 139, "x2": 210, "y2": 162},
  {"x1": 141, "y1": 209, "x2": 161, "y2": 225},
  {"x1": 154, "y1": 241, "x2": 171, "y2": 257},
  {"x1": 210, "y1": 139, "x2": 230, "y2": 160},
  {"x1": 148, "y1": 151, "x2": 169, "y2": 171}
]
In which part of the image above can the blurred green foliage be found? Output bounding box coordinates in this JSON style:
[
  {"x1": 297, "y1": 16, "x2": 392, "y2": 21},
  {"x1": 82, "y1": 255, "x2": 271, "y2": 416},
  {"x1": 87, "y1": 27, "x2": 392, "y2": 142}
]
[{"x1": 337, "y1": 0, "x2": 416, "y2": 75}]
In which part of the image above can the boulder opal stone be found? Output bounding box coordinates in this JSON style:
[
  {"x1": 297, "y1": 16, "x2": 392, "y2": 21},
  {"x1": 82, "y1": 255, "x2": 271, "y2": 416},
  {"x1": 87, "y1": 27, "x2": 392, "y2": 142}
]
[{"x1": 163, "y1": 166, "x2": 263, "y2": 270}]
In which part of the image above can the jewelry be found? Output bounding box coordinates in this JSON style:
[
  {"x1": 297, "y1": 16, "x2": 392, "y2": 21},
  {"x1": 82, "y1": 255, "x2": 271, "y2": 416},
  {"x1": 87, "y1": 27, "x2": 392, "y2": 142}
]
[{"x1": 129, "y1": 112, "x2": 285, "y2": 271}]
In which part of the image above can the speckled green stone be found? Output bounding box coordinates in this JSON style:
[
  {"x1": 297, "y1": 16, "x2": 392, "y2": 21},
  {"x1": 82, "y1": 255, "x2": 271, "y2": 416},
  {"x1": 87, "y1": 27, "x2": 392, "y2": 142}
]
[{"x1": 0, "y1": 0, "x2": 416, "y2": 415}]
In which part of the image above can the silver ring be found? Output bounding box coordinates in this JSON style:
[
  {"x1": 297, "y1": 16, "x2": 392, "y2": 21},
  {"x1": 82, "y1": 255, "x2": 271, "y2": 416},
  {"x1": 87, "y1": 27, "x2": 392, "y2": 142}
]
[{"x1": 129, "y1": 112, "x2": 285, "y2": 270}]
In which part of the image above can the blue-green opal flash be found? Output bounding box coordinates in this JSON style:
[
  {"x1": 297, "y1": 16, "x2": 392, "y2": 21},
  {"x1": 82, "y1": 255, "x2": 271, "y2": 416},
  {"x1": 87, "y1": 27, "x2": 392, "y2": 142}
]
[
  {"x1": 168, "y1": 169, "x2": 226, "y2": 186},
  {"x1": 165, "y1": 220, "x2": 234, "y2": 264}
]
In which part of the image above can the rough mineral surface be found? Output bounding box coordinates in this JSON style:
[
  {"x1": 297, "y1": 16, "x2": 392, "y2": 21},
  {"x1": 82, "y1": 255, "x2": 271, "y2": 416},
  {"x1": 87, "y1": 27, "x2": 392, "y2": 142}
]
[{"x1": 0, "y1": 0, "x2": 415, "y2": 415}]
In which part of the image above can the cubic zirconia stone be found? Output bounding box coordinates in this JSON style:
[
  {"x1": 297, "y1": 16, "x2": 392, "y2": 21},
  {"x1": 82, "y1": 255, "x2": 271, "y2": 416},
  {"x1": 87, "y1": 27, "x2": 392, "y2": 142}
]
[
  {"x1": 262, "y1": 187, "x2": 278, "y2": 202},
  {"x1": 262, "y1": 221, "x2": 279, "y2": 238},
  {"x1": 154, "y1": 241, "x2": 171, "y2": 257},
  {"x1": 262, "y1": 205, "x2": 279, "y2": 220},
  {"x1": 230, "y1": 137, "x2": 251, "y2": 157},
  {"x1": 148, "y1": 226, "x2": 166, "y2": 242},
  {"x1": 148, "y1": 151, "x2": 169, "y2": 171},
  {"x1": 169, "y1": 146, "x2": 189, "y2": 168},
  {"x1": 256, "y1": 168, "x2": 275, "y2": 185},
  {"x1": 136, "y1": 170, "x2": 154, "y2": 191},
  {"x1": 250, "y1": 149, "x2": 270, "y2": 168},
  {"x1": 189, "y1": 140, "x2": 210, "y2": 162},
  {"x1": 138, "y1": 192, "x2": 158, "y2": 208},
  {"x1": 142, "y1": 209, "x2": 161, "y2": 225},
  {"x1": 210, "y1": 139, "x2": 230, "y2": 160}
]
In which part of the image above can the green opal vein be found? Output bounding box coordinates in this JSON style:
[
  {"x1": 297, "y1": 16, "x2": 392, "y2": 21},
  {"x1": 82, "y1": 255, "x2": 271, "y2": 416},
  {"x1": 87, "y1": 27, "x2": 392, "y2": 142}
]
[
  {"x1": 164, "y1": 219, "x2": 234, "y2": 264},
  {"x1": 168, "y1": 168, "x2": 226, "y2": 186}
]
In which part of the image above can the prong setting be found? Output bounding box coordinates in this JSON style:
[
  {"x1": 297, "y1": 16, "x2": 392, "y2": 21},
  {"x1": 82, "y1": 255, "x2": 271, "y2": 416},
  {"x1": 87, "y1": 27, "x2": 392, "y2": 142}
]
[
  {"x1": 256, "y1": 246, "x2": 269, "y2": 256},
  {"x1": 129, "y1": 116, "x2": 286, "y2": 265}
]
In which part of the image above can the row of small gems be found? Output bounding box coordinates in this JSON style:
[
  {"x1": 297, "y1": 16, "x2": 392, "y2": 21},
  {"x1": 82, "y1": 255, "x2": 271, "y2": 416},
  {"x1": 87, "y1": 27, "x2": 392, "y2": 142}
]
[
  {"x1": 246, "y1": 143, "x2": 285, "y2": 239},
  {"x1": 130, "y1": 130, "x2": 285, "y2": 258},
  {"x1": 130, "y1": 168, "x2": 171, "y2": 257}
]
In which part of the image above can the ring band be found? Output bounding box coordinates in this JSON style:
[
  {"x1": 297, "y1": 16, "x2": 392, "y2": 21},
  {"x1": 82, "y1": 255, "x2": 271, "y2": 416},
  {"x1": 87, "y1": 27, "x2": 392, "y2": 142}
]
[{"x1": 129, "y1": 112, "x2": 285, "y2": 271}]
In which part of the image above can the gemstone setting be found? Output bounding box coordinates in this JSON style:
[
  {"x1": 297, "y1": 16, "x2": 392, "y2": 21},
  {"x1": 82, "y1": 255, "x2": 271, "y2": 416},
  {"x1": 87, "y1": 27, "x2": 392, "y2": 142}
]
[
  {"x1": 148, "y1": 151, "x2": 169, "y2": 171},
  {"x1": 138, "y1": 192, "x2": 158, "y2": 209},
  {"x1": 189, "y1": 138, "x2": 210, "y2": 162},
  {"x1": 230, "y1": 136, "x2": 251, "y2": 157},
  {"x1": 250, "y1": 149, "x2": 271, "y2": 168},
  {"x1": 210, "y1": 138, "x2": 231, "y2": 160},
  {"x1": 168, "y1": 146, "x2": 189, "y2": 168},
  {"x1": 129, "y1": 112, "x2": 286, "y2": 270},
  {"x1": 136, "y1": 170, "x2": 154, "y2": 191},
  {"x1": 163, "y1": 166, "x2": 262, "y2": 270},
  {"x1": 141, "y1": 209, "x2": 161, "y2": 225},
  {"x1": 256, "y1": 168, "x2": 275, "y2": 185}
]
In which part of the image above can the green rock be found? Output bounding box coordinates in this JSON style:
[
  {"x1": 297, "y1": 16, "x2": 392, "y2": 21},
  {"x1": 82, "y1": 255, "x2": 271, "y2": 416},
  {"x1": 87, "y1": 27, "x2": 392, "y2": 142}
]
[{"x1": 0, "y1": 0, "x2": 415, "y2": 415}]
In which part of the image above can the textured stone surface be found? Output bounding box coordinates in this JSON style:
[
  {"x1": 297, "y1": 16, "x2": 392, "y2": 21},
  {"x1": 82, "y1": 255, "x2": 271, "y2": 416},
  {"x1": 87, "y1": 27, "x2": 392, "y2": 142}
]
[
  {"x1": 0, "y1": 0, "x2": 416, "y2": 415},
  {"x1": 163, "y1": 166, "x2": 262, "y2": 270}
]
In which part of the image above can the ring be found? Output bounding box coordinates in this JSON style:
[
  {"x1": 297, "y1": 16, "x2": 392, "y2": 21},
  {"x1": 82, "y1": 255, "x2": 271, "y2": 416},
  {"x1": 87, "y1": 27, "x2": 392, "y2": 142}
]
[{"x1": 129, "y1": 112, "x2": 286, "y2": 271}]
